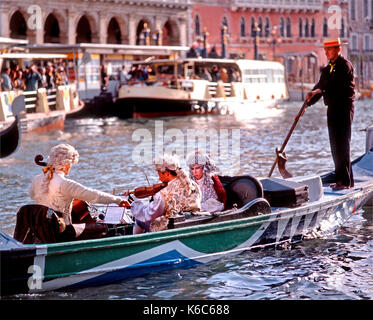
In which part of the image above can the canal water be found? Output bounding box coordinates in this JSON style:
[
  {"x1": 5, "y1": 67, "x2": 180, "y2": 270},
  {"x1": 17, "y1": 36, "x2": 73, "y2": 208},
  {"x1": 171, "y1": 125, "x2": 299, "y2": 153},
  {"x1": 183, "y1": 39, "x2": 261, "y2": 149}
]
[{"x1": 0, "y1": 99, "x2": 372, "y2": 300}]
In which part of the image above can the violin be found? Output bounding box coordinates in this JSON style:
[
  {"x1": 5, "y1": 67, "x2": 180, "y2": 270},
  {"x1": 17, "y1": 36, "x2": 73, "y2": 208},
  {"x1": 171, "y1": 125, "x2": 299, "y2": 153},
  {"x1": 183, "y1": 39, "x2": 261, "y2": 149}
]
[{"x1": 124, "y1": 182, "x2": 168, "y2": 199}]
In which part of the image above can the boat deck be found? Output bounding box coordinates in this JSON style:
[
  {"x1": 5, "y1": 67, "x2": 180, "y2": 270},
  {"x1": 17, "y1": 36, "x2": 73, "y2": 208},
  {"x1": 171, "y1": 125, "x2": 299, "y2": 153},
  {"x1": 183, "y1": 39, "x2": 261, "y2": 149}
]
[{"x1": 0, "y1": 110, "x2": 66, "y2": 133}]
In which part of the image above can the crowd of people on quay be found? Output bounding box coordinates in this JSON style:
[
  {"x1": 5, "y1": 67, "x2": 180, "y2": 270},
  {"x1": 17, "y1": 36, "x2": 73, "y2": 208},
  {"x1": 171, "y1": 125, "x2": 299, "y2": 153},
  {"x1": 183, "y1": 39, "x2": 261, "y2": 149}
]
[{"x1": 0, "y1": 62, "x2": 70, "y2": 92}]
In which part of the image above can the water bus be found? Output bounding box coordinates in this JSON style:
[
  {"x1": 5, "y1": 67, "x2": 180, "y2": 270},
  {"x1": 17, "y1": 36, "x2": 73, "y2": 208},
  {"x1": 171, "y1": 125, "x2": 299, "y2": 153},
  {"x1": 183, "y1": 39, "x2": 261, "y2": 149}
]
[
  {"x1": 0, "y1": 52, "x2": 84, "y2": 135},
  {"x1": 115, "y1": 58, "x2": 289, "y2": 118}
]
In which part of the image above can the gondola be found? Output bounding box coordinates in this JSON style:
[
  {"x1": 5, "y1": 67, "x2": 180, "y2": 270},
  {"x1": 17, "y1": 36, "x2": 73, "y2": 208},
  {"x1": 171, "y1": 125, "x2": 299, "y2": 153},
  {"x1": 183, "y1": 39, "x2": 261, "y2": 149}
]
[
  {"x1": 1, "y1": 127, "x2": 372, "y2": 296},
  {"x1": 0, "y1": 117, "x2": 19, "y2": 158}
]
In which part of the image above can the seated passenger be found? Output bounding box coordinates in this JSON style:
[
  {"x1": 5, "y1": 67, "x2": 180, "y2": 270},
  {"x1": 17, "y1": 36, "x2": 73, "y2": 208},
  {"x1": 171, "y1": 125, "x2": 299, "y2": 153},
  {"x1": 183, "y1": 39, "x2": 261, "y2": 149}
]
[
  {"x1": 29, "y1": 143, "x2": 127, "y2": 241},
  {"x1": 200, "y1": 68, "x2": 212, "y2": 81},
  {"x1": 130, "y1": 154, "x2": 201, "y2": 234},
  {"x1": 186, "y1": 151, "x2": 227, "y2": 213},
  {"x1": 219, "y1": 68, "x2": 229, "y2": 83}
]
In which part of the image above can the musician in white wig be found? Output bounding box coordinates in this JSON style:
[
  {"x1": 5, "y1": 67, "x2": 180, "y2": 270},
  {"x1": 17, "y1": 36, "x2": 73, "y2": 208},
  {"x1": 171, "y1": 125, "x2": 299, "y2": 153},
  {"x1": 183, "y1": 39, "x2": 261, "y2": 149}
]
[
  {"x1": 186, "y1": 150, "x2": 227, "y2": 213},
  {"x1": 29, "y1": 143, "x2": 126, "y2": 239},
  {"x1": 131, "y1": 153, "x2": 201, "y2": 234}
]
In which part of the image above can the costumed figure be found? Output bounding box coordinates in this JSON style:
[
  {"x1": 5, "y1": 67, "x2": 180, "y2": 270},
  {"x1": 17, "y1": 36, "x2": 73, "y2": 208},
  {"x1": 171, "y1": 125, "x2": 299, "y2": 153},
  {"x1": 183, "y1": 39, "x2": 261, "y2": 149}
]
[
  {"x1": 305, "y1": 38, "x2": 355, "y2": 190},
  {"x1": 15, "y1": 143, "x2": 126, "y2": 243},
  {"x1": 186, "y1": 150, "x2": 227, "y2": 213},
  {"x1": 130, "y1": 154, "x2": 201, "y2": 234}
]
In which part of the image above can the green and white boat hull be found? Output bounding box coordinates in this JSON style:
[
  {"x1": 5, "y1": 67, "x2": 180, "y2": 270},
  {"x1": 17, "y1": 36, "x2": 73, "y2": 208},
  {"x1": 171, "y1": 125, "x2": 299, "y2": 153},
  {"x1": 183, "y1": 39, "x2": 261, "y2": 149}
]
[{"x1": 2, "y1": 177, "x2": 372, "y2": 295}]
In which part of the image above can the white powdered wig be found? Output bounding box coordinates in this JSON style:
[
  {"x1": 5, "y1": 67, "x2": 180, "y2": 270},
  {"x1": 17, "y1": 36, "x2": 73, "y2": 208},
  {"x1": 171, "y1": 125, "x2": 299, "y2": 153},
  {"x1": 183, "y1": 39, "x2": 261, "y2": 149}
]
[
  {"x1": 154, "y1": 153, "x2": 197, "y2": 196},
  {"x1": 47, "y1": 143, "x2": 79, "y2": 170},
  {"x1": 40, "y1": 144, "x2": 79, "y2": 193}
]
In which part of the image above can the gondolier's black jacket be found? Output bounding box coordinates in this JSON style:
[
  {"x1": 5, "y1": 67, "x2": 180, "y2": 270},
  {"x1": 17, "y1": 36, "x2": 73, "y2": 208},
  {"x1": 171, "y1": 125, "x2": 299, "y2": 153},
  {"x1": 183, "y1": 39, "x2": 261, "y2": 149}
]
[{"x1": 309, "y1": 54, "x2": 355, "y2": 114}]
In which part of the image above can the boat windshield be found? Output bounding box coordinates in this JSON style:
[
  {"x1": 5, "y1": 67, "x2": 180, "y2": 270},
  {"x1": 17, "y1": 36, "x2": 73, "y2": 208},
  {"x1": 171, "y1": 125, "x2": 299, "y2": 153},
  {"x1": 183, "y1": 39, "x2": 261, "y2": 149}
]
[{"x1": 132, "y1": 60, "x2": 242, "y2": 84}]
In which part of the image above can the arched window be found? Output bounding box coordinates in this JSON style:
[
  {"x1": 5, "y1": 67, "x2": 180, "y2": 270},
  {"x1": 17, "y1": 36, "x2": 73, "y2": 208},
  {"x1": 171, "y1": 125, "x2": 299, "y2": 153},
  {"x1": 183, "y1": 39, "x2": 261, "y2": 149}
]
[
  {"x1": 76, "y1": 15, "x2": 92, "y2": 43},
  {"x1": 304, "y1": 18, "x2": 309, "y2": 37},
  {"x1": 240, "y1": 17, "x2": 246, "y2": 37},
  {"x1": 350, "y1": 0, "x2": 356, "y2": 21},
  {"x1": 340, "y1": 18, "x2": 345, "y2": 38},
  {"x1": 222, "y1": 16, "x2": 229, "y2": 31},
  {"x1": 286, "y1": 17, "x2": 291, "y2": 37},
  {"x1": 265, "y1": 17, "x2": 270, "y2": 37},
  {"x1": 299, "y1": 18, "x2": 303, "y2": 37},
  {"x1": 322, "y1": 17, "x2": 328, "y2": 37},
  {"x1": 363, "y1": 0, "x2": 369, "y2": 17},
  {"x1": 44, "y1": 14, "x2": 60, "y2": 43},
  {"x1": 251, "y1": 17, "x2": 256, "y2": 37},
  {"x1": 279, "y1": 17, "x2": 285, "y2": 37},
  {"x1": 107, "y1": 18, "x2": 121, "y2": 44},
  {"x1": 310, "y1": 18, "x2": 315, "y2": 37},
  {"x1": 9, "y1": 11, "x2": 27, "y2": 39},
  {"x1": 258, "y1": 17, "x2": 263, "y2": 37},
  {"x1": 195, "y1": 15, "x2": 201, "y2": 36}
]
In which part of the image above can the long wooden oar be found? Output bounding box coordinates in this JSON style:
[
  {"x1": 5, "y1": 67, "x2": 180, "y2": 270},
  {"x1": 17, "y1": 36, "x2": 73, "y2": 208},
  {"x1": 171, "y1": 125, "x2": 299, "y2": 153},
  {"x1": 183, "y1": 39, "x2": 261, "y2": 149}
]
[{"x1": 268, "y1": 100, "x2": 309, "y2": 178}]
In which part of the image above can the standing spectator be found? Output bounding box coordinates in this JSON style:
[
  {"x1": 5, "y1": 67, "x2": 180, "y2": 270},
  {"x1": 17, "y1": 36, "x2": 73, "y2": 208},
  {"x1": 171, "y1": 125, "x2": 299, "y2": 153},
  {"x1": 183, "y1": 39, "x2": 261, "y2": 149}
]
[
  {"x1": 45, "y1": 65, "x2": 55, "y2": 89},
  {"x1": 1, "y1": 67, "x2": 13, "y2": 91},
  {"x1": 13, "y1": 70, "x2": 26, "y2": 90},
  {"x1": 54, "y1": 66, "x2": 63, "y2": 87},
  {"x1": 208, "y1": 46, "x2": 219, "y2": 58},
  {"x1": 25, "y1": 64, "x2": 42, "y2": 91},
  {"x1": 200, "y1": 67, "x2": 212, "y2": 81},
  {"x1": 210, "y1": 65, "x2": 220, "y2": 82},
  {"x1": 187, "y1": 42, "x2": 200, "y2": 58},
  {"x1": 119, "y1": 65, "x2": 129, "y2": 85},
  {"x1": 39, "y1": 67, "x2": 48, "y2": 88},
  {"x1": 100, "y1": 64, "x2": 108, "y2": 92},
  {"x1": 59, "y1": 67, "x2": 69, "y2": 85}
]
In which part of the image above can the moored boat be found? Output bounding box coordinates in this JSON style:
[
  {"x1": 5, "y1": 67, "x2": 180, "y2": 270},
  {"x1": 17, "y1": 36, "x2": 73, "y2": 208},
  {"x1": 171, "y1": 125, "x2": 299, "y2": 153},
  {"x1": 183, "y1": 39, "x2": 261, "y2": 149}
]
[
  {"x1": 0, "y1": 116, "x2": 19, "y2": 158},
  {"x1": 114, "y1": 58, "x2": 289, "y2": 118},
  {"x1": 1, "y1": 127, "x2": 372, "y2": 296},
  {"x1": 0, "y1": 52, "x2": 85, "y2": 132}
]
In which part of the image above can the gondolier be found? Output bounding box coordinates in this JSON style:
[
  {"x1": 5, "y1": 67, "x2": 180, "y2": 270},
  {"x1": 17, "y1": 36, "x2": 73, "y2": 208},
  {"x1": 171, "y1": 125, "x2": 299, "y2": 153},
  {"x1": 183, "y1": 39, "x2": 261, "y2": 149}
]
[{"x1": 305, "y1": 38, "x2": 355, "y2": 190}]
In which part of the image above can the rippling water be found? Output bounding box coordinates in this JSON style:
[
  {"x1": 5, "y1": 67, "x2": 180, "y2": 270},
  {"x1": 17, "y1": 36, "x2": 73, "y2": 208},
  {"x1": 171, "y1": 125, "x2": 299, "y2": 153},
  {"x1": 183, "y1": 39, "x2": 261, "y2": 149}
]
[{"x1": 1, "y1": 99, "x2": 372, "y2": 300}]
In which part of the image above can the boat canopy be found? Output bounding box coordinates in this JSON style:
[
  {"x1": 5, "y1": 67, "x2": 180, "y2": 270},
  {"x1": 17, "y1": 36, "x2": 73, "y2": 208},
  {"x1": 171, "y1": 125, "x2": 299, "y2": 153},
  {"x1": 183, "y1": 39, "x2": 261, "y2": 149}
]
[
  {"x1": 25, "y1": 43, "x2": 189, "y2": 56},
  {"x1": 0, "y1": 37, "x2": 28, "y2": 48},
  {"x1": 0, "y1": 53, "x2": 67, "y2": 59}
]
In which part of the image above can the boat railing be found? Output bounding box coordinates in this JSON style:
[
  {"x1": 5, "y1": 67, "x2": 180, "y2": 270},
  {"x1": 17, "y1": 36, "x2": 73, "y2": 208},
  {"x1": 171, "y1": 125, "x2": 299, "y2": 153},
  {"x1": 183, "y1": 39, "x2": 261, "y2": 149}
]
[
  {"x1": 0, "y1": 84, "x2": 81, "y2": 123},
  {"x1": 207, "y1": 82, "x2": 232, "y2": 98},
  {"x1": 46, "y1": 88, "x2": 57, "y2": 110},
  {"x1": 23, "y1": 90, "x2": 38, "y2": 112}
]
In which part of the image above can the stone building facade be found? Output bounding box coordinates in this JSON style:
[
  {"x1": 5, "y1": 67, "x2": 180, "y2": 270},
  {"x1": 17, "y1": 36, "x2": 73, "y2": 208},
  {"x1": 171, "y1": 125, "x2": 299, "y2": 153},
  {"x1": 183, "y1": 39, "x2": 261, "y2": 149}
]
[
  {"x1": 1, "y1": 0, "x2": 371, "y2": 88},
  {"x1": 190, "y1": 0, "x2": 350, "y2": 85},
  {"x1": 0, "y1": 0, "x2": 191, "y2": 47},
  {"x1": 348, "y1": 0, "x2": 373, "y2": 90}
]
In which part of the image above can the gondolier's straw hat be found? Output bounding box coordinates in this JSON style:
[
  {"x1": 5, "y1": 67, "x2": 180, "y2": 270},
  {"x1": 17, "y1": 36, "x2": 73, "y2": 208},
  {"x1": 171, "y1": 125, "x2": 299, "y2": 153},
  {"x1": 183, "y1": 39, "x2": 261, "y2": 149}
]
[{"x1": 320, "y1": 38, "x2": 347, "y2": 48}]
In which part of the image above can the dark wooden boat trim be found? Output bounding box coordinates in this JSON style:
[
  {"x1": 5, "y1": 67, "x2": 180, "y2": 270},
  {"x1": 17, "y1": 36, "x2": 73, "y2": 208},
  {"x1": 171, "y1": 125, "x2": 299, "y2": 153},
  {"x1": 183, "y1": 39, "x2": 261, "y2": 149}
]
[
  {"x1": 114, "y1": 97, "x2": 217, "y2": 119},
  {"x1": 0, "y1": 117, "x2": 20, "y2": 158},
  {"x1": 65, "y1": 100, "x2": 89, "y2": 119}
]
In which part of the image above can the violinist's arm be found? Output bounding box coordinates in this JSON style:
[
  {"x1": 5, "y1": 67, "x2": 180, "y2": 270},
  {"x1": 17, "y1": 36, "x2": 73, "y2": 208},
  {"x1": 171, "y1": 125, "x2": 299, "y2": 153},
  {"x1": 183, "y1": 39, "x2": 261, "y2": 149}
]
[{"x1": 131, "y1": 193, "x2": 165, "y2": 222}]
